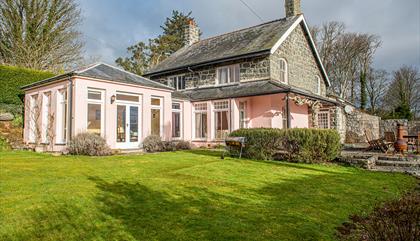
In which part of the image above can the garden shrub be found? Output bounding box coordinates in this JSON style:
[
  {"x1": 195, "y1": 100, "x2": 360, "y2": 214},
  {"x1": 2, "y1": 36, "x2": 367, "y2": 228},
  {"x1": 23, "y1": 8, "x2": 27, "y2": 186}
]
[
  {"x1": 229, "y1": 128, "x2": 341, "y2": 163},
  {"x1": 0, "y1": 135, "x2": 11, "y2": 151},
  {"x1": 0, "y1": 65, "x2": 54, "y2": 105},
  {"x1": 230, "y1": 128, "x2": 283, "y2": 160},
  {"x1": 337, "y1": 192, "x2": 420, "y2": 241},
  {"x1": 162, "y1": 141, "x2": 177, "y2": 152},
  {"x1": 143, "y1": 135, "x2": 164, "y2": 153},
  {"x1": 175, "y1": 140, "x2": 192, "y2": 150},
  {"x1": 68, "y1": 133, "x2": 112, "y2": 156}
]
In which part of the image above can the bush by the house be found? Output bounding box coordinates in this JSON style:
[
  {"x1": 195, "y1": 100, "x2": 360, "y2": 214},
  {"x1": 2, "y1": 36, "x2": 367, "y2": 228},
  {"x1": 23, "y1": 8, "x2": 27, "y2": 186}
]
[
  {"x1": 0, "y1": 135, "x2": 11, "y2": 151},
  {"x1": 230, "y1": 128, "x2": 284, "y2": 160},
  {"x1": 229, "y1": 128, "x2": 341, "y2": 163},
  {"x1": 143, "y1": 135, "x2": 164, "y2": 153},
  {"x1": 162, "y1": 141, "x2": 177, "y2": 152},
  {"x1": 0, "y1": 65, "x2": 54, "y2": 106},
  {"x1": 68, "y1": 133, "x2": 112, "y2": 156},
  {"x1": 337, "y1": 191, "x2": 420, "y2": 241},
  {"x1": 175, "y1": 140, "x2": 192, "y2": 150}
]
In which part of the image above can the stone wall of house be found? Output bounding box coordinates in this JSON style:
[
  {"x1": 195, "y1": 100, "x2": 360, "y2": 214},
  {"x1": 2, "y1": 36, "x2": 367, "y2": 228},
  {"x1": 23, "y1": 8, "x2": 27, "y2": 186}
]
[
  {"x1": 380, "y1": 120, "x2": 420, "y2": 136},
  {"x1": 150, "y1": 56, "x2": 270, "y2": 89},
  {"x1": 345, "y1": 110, "x2": 381, "y2": 143},
  {"x1": 270, "y1": 23, "x2": 327, "y2": 96},
  {"x1": 333, "y1": 107, "x2": 347, "y2": 143}
]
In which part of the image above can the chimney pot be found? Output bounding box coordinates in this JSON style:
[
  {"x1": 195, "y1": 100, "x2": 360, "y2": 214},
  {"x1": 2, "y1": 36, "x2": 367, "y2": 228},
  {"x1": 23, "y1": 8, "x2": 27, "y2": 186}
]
[{"x1": 285, "y1": 0, "x2": 302, "y2": 17}]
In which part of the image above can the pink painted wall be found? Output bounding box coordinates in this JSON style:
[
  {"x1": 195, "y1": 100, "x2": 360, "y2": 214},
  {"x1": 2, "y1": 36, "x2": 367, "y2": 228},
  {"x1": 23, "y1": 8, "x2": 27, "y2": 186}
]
[
  {"x1": 23, "y1": 80, "x2": 69, "y2": 152},
  {"x1": 24, "y1": 76, "x2": 312, "y2": 151},
  {"x1": 73, "y1": 77, "x2": 173, "y2": 149}
]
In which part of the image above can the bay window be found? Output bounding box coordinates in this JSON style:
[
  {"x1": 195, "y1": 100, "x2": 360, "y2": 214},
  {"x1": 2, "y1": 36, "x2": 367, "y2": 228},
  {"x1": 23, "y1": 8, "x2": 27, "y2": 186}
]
[
  {"x1": 217, "y1": 65, "x2": 240, "y2": 85},
  {"x1": 194, "y1": 103, "x2": 207, "y2": 139},
  {"x1": 214, "y1": 100, "x2": 230, "y2": 140}
]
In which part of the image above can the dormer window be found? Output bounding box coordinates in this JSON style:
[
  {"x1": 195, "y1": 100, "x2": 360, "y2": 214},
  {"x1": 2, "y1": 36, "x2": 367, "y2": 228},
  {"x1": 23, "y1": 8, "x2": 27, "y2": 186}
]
[
  {"x1": 217, "y1": 65, "x2": 240, "y2": 85},
  {"x1": 316, "y1": 75, "x2": 321, "y2": 95},
  {"x1": 279, "y1": 58, "x2": 288, "y2": 83},
  {"x1": 168, "y1": 75, "x2": 186, "y2": 90}
]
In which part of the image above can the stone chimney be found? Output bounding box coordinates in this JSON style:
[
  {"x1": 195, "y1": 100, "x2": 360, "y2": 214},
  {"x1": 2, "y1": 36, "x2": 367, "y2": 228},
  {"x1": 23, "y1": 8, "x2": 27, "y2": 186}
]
[
  {"x1": 285, "y1": 0, "x2": 302, "y2": 17},
  {"x1": 184, "y1": 20, "x2": 200, "y2": 46}
]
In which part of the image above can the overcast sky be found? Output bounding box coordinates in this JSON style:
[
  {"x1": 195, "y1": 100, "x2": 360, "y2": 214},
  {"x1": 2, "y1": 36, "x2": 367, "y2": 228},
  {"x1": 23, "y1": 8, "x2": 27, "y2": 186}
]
[{"x1": 77, "y1": 0, "x2": 420, "y2": 72}]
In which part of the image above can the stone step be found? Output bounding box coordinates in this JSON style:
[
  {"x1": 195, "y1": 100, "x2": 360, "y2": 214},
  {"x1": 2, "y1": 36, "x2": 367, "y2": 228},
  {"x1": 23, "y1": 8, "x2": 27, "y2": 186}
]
[
  {"x1": 375, "y1": 160, "x2": 420, "y2": 168},
  {"x1": 371, "y1": 166, "x2": 420, "y2": 177}
]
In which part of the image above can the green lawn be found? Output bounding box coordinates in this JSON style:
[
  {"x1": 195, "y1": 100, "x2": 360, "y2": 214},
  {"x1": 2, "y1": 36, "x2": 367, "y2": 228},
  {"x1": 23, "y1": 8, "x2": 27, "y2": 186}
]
[{"x1": 0, "y1": 150, "x2": 416, "y2": 241}]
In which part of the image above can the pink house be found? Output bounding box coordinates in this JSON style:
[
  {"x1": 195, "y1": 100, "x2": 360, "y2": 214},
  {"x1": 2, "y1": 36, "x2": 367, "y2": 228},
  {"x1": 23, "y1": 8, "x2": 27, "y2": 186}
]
[{"x1": 22, "y1": 0, "x2": 342, "y2": 152}]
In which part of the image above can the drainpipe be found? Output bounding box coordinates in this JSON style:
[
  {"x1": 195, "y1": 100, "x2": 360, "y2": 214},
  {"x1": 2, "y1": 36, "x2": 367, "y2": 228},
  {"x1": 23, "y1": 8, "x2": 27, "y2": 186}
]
[
  {"x1": 286, "y1": 93, "x2": 291, "y2": 129},
  {"x1": 68, "y1": 77, "x2": 73, "y2": 142}
]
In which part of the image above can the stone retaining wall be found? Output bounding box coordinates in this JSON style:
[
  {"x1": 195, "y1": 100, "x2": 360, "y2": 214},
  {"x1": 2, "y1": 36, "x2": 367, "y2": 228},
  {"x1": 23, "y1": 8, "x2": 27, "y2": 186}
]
[{"x1": 345, "y1": 110, "x2": 381, "y2": 143}]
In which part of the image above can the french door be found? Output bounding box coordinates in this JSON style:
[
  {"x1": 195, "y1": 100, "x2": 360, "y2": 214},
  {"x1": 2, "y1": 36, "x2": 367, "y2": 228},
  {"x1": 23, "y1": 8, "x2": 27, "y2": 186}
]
[{"x1": 116, "y1": 104, "x2": 140, "y2": 149}]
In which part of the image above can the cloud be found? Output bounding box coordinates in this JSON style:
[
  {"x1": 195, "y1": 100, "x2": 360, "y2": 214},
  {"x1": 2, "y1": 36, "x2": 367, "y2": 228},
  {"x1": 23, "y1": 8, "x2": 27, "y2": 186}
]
[{"x1": 77, "y1": 0, "x2": 420, "y2": 71}]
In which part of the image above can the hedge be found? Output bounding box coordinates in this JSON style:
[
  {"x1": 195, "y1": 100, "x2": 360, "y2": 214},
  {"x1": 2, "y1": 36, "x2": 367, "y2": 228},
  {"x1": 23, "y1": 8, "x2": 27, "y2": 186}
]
[
  {"x1": 0, "y1": 65, "x2": 54, "y2": 105},
  {"x1": 230, "y1": 128, "x2": 341, "y2": 163}
]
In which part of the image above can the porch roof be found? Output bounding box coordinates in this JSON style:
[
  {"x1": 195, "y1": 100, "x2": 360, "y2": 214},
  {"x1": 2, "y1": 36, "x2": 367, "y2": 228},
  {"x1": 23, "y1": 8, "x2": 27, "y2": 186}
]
[{"x1": 173, "y1": 80, "x2": 339, "y2": 105}]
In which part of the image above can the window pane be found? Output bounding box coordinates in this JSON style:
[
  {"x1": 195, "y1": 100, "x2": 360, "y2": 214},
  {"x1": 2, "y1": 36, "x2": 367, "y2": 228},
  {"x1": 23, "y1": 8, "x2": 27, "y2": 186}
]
[
  {"x1": 88, "y1": 91, "x2": 102, "y2": 100},
  {"x1": 195, "y1": 113, "x2": 207, "y2": 139},
  {"x1": 87, "y1": 104, "x2": 101, "y2": 134},
  {"x1": 151, "y1": 109, "x2": 161, "y2": 136},
  {"x1": 318, "y1": 112, "x2": 329, "y2": 129},
  {"x1": 116, "y1": 105, "x2": 126, "y2": 142},
  {"x1": 172, "y1": 103, "x2": 181, "y2": 110},
  {"x1": 234, "y1": 65, "x2": 240, "y2": 82},
  {"x1": 151, "y1": 98, "x2": 161, "y2": 106},
  {"x1": 218, "y1": 68, "x2": 228, "y2": 84},
  {"x1": 116, "y1": 94, "x2": 139, "y2": 102},
  {"x1": 179, "y1": 76, "x2": 186, "y2": 90},
  {"x1": 172, "y1": 112, "x2": 181, "y2": 138},
  {"x1": 215, "y1": 111, "x2": 229, "y2": 139},
  {"x1": 130, "y1": 106, "x2": 139, "y2": 142}
]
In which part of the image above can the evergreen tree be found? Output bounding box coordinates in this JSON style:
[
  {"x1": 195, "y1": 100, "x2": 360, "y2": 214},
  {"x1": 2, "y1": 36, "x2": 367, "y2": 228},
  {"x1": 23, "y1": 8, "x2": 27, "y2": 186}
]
[{"x1": 116, "y1": 10, "x2": 198, "y2": 75}]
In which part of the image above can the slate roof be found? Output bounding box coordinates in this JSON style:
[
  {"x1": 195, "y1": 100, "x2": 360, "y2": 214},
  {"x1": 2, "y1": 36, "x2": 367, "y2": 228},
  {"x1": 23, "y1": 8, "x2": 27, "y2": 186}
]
[
  {"x1": 146, "y1": 16, "x2": 300, "y2": 76},
  {"x1": 21, "y1": 63, "x2": 173, "y2": 90},
  {"x1": 174, "y1": 80, "x2": 338, "y2": 104}
]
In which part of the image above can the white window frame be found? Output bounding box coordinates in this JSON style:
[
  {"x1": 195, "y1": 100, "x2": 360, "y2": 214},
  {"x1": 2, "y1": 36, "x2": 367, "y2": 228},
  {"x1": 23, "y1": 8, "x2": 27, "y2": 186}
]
[
  {"x1": 279, "y1": 58, "x2": 288, "y2": 84},
  {"x1": 41, "y1": 92, "x2": 51, "y2": 144},
  {"x1": 28, "y1": 94, "x2": 38, "y2": 143},
  {"x1": 213, "y1": 100, "x2": 230, "y2": 140},
  {"x1": 151, "y1": 97, "x2": 164, "y2": 137},
  {"x1": 193, "y1": 102, "x2": 208, "y2": 140},
  {"x1": 316, "y1": 75, "x2": 321, "y2": 95},
  {"x1": 87, "y1": 89, "x2": 105, "y2": 136},
  {"x1": 317, "y1": 110, "x2": 330, "y2": 129},
  {"x1": 239, "y1": 101, "x2": 248, "y2": 129},
  {"x1": 168, "y1": 75, "x2": 186, "y2": 90},
  {"x1": 56, "y1": 88, "x2": 68, "y2": 144},
  {"x1": 171, "y1": 102, "x2": 183, "y2": 139},
  {"x1": 115, "y1": 92, "x2": 141, "y2": 104},
  {"x1": 216, "y1": 64, "x2": 240, "y2": 85}
]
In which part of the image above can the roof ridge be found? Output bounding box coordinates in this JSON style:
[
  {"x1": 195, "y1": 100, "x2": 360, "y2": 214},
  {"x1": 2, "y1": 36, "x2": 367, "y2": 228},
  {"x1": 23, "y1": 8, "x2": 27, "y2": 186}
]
[{"x1": 197, "y1": 17, "x2": 291, "y2": 44}]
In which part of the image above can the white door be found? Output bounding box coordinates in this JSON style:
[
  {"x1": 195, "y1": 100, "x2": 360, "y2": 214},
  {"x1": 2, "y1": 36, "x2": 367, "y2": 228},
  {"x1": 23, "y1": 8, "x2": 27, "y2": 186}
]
[{"x1": 116, "y1": 104, "x2": 140, "y2": 149}]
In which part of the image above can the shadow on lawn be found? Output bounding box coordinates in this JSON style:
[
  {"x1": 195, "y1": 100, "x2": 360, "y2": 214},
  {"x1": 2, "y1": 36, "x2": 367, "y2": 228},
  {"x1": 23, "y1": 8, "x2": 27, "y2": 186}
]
[{"x1": 86, "y1": 168, "x2": 400, "y2": 241}]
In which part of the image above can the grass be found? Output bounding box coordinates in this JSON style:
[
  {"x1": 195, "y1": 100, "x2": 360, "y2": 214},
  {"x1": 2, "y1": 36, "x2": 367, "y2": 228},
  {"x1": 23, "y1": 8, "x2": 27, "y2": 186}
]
[{"x1": 0, "y1": 150, "x2": 417, "y2": 241}]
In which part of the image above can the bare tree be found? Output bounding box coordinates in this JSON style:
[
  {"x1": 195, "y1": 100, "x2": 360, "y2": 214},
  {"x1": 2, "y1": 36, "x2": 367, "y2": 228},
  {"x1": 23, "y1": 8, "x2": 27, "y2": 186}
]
[
  {"x1": 0, "y1": 0, "x2": 83, "y2": 72},
  {"x1": 384, "y1": 66, "x2": 420, "y2": 117},
  {"x1": 366, "y1": 69, "x2": 389, "y2": 113},
  {"x1": 312, "y1": 22, "x2": 381, "y2": 105}
]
